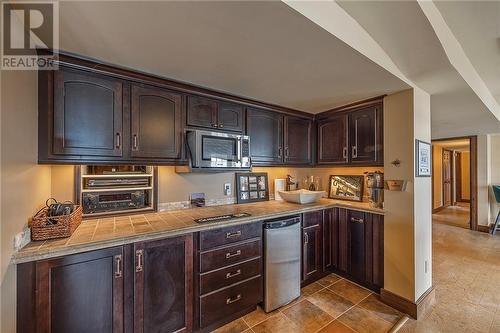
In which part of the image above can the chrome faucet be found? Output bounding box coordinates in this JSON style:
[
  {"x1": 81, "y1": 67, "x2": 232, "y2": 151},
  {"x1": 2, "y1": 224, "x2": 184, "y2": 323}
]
[{"x1": 286, "y1": 174, "x2": 296, "y2": 191}]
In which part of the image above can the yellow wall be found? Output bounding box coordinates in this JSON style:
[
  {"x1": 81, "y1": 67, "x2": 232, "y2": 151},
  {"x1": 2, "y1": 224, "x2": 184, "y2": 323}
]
[
  {"x1": 432, "y1": 145, "x2": 443, "y2": 209},
  {"x1": 1, "y1": 71, "x2": 53, "y2": 333},
  {"x1": 461, "y1": 151, "x2": 470, "y2": 200}
]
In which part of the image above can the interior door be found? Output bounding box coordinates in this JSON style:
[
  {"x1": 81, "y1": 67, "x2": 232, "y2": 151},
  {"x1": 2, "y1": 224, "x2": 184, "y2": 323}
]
[
  {"x1": 130, "y1": 85, "x2": 182, "y2": 159},
  {"x1": 53, "y1": 68, "x2": 123, "y2": 157},
  {"x1": 36, "y1": 247, "x2": 124, "y2": 333},
  {"x1": 443, "y1": 149, "x2": 453, "y2": 207},
  {"x1": 134, "y1": 235, "x2": 193, "y2": 333}
]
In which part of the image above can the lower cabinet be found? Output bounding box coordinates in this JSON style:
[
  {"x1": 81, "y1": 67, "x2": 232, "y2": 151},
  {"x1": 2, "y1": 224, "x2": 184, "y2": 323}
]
[
  {"x1": 301, "y1": 211, "x2": 324, "y2": 284},
  {"x1": 17, "y1": 235, "x2": 193, "y2": 333},
  {"x1": 194, "y1": 222, "x2": 263, "y2": 332}
]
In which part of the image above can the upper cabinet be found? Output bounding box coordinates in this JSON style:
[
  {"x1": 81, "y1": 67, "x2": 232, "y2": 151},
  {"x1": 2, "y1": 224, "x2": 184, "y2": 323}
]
[
  {"x1": 130, "y1": 84, "x2": 183, "y2": 159},
  {"x1": 284, "y1": 116, "x2": 313, "y2": 164},
  {"x1": 186, "y1": 95, "x2": 244, "y2": 132},
  {"x1": 317, "y1": 102, "x2": 383, "y2": 166},
  {"x1": 247, "y1": 108, "x2": 313, "y2": 166},
  {"x1": 52, "y1": 68, "x2": 124, "y2": 158}
]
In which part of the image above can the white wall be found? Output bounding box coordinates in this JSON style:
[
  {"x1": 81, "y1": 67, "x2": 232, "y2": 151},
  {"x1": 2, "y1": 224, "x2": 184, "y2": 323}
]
[
  {"x1": 489, "y1": 134, "x2": 500, "y2": 224},
  {"x1": 477, "y1": 135, "x2": 490, "y2": 226}
]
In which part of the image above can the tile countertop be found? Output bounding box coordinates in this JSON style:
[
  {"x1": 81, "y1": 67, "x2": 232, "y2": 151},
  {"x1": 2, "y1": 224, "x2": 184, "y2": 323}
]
[{"x1": 12, "y1": 199, "x2": 384, "y2": 264}]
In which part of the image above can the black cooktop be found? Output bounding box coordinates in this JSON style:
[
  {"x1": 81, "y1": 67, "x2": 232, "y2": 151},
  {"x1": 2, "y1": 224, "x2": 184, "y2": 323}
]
[{"x1": 194, "y1": 212, "x2": 251, "y2": 224}]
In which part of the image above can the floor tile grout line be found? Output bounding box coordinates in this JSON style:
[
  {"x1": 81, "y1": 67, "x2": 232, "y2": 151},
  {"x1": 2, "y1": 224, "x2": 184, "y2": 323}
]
[{"x1": 312, "y1": 318, "x2": 335, "y2": 333}]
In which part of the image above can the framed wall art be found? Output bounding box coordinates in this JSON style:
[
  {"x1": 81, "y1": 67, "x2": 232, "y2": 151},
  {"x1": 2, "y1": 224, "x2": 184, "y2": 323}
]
[
  {"x1": 236, "y1": 172, "x2": 269, "y2": 204},
  {"x1": 415, "y1": 139, "x2": 432, "y2": 177}
]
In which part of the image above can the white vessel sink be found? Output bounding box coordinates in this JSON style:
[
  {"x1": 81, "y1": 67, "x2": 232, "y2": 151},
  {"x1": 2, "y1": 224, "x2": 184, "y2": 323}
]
[{"x1": 278, "y1": 189, "x2": 326, "y2": 204}]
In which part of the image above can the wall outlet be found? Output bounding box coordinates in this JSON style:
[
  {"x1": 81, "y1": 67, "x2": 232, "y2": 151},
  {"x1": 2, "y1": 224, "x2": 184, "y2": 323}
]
[{"x1": 224, "y1": 183, "x2": 232, "y2": 196}]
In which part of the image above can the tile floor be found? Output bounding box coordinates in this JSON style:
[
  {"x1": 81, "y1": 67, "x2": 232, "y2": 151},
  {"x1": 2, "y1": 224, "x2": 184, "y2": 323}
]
[
  {"x1": 401, "y1": 222, "x2": 500, "y2": 333},
  {"x1": 212, "y1": 274, "x2": 404, "y2": 333},
  {"x1": 433, "y1": 202, "x2": 470, "y2": 229}
]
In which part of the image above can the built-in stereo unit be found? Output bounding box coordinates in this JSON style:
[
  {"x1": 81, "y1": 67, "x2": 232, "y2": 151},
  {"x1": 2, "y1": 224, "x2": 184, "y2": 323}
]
[{"x1": 76, "y1": 165, "x2": 157, "y2": 217}]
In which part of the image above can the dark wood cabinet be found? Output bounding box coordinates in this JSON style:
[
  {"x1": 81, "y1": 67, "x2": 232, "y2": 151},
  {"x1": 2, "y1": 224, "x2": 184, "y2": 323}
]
[
  {"x1": 187, "y1": 96, "x2": 244, "y2": 132},
  {"x1": 247, "y1": 108, "x2": 284, "y2": 165},
  {"x1": 349, "y1": 106, "x2": 382, "y2": 164},
  {"x1": 347, "y1": 210, "x2": 366, "y2": 282},
  {"x1": 323, "y1": 208, "x2": 336, "y2": 271},
  {"x1": 52, "y1": 68, "x2": 124, "y2": 158},
  {"x1": 134, "y1": 235, "x2": 193, "y2": 333},
  {"x1": 317, "y1": 102, "x2": 383, "y2": 166},
  {"x1": 284, "y1": 116, "x2": 313, "y2": 165},
  {"x1": 301, "y1": 211, "x2": 323, "y2": 283},
  {"x1": 317, "y1": 114, "x2": 348, "y2": 164},
  {"x1": 34, "y1": 247, "x2": 125, "y2": 333},
  {"x1": 130, "y1": 84, "x2": 183, "y2": 159}
]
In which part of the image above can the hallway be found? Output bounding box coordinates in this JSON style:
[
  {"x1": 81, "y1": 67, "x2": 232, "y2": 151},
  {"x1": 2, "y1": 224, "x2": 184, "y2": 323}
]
[
  {"x1": 432, "y1": 202, "x2": 470, "y2": 229},
  {"x1": 401, "y1": 223, "x2": 500, "y2": 332}
]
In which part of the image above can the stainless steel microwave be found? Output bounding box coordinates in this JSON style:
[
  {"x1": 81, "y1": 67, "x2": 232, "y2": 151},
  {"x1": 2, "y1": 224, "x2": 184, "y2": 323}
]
[{"x1": 186, "y1": 130, "x2": 251, "y2": 170}]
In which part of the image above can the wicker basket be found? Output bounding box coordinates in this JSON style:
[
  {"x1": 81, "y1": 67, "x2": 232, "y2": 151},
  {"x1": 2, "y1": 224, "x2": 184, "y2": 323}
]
[{"x1": 31, "y1": 205, "x2": 82, "y2": 241}]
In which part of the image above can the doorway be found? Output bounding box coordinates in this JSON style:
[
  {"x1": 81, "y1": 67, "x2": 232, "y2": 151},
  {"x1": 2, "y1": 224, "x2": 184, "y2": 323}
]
[{"x1": 432, "y1": 137, "x2": 478, "y2": 230}]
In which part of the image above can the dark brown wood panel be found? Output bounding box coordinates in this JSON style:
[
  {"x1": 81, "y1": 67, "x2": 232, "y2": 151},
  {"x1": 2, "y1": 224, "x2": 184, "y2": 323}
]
[
  {"x1": 134, "y1": 235, "x2": 193, "y2": 333},
  {"x1": 284, "y1": 116, "x2": 313, "y2": 165},
  {"x1": 199, "y1": 276, "x2": 262, "y2": 329},
  {"x1": 371, "y1": 214, "x2": 384, "y2": 288},
  {"x1": 199, "y1": 258, "x2": 261, "y2": 295},
  {"x1": 348, "y1": 210, "x2": 366, "y2": 283},
  {"x1": 337, "y1": 209, "x2": 349, "y2": 273},
  {"x1": 199, "y1": 222, "x2": 262, "y2": 250},
  {"x1": 130, "y1": 84, "x2": 183, "y2": 159},
  {"x1": 17, "y1": 262, "x2": 36, "y2": 333},
  {"x1": 218, "y1": 102, "x2": 244, "y2": 132},
  {"x1": 349, "y1": 107, "x2": 377, "y2": 164},
  {"x1": 323, "y1": 208, "x2": 334, "y2": 271},
  {"x1": 186, "y1": 95, "x2": 218, "y2": 129},
  {"x1": 199, "y1": 239, "x2": 261, "y2": 273},
  {"x1": 246, "y1": 108, "x2": 284, "y2": 165},
  {"x1": 53, "y1": 68, "x2": 123, "y2": 157},
  {"x1": 35, "y1": 247, "x2": 124, "y2": 333},
  {"x1": 317, "y1": 114, "x2": 348, "y2": 164},
  {"x1": 302, "y1": 211, "x2": 323, "y2": 283}
]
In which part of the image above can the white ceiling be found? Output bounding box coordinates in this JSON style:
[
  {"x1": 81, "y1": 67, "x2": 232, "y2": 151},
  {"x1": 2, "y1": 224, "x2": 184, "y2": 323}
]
[
  {"x1": 58, "y1": 1, "x2": 409, "y2": 113},
  {"x1": 337, "y1": 0, "x2": 500, "y2": 138}
]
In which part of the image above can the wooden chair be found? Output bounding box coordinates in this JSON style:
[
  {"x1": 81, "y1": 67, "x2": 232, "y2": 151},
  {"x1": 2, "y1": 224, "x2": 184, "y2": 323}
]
[{"x1": 492, "y1": 185, "x2": 500, "y2": 235}]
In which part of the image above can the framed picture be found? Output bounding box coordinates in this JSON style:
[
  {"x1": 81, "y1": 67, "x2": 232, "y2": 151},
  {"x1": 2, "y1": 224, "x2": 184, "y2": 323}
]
[
  {"x1": 416, "y1": 139, "x2": 432, "y2": 177},
  {"x1": 236, "y1": 172, "x2": 269, "y2": 204},
  {"x1": 328, "y1": 175, "x2": 364, "y2": 202}
]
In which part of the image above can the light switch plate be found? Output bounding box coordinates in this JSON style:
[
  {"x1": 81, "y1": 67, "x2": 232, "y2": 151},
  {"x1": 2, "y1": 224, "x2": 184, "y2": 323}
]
[{"x1": 224, "y1": 183, "x2": 232, "y2": 196}]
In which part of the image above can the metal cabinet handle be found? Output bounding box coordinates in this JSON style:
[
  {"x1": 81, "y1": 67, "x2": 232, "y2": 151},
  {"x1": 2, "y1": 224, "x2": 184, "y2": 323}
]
[
  {"x1": 352, "y1": 146, "x2": 357, "y2": 158},
  {"x1": 342, "y1": 147, "x2": 347, "y2": 159},
  {"x1": 285, "y1": 147, "x2": 289, "y2": 158},
  {"x1": 116, "y1": 133, "x2": 121, "y2": 148},
  {"x1": 225, "y1": 250, "x2": 241, "y2": 259},
  {"x1": 226, "y1": 231, "x2": 241, "y2": 239},
  {"x1": 304, "y1": 232, "x2": 309, "y2": 245},
  {"x1": 351, "y1": 217, "x2": 364, "y2": 223},
  {"x1": 226, "y1": 269, "x2": 242, "y2": 279},
  {"x1": 219, "y1": 124, "x2": 224, "y2": 128},
  {"x1": 135, "y1": 249, "x2": 144, "y2": 272},
  {"x1": 133, "y1": 134, "x2": 138, "y2": 149},
  {"x1": 114, "y1": 254, "x2": 122, "y2": 279},
  {"x1": 278, "y1": 147, "x2": 283, "y2": 158},
  {"x1": 226, "y1": 294, "x2": 242, "y2": 304},
  {"x1": 211, "y1": 123, "x2": 218, "y2": 128}
]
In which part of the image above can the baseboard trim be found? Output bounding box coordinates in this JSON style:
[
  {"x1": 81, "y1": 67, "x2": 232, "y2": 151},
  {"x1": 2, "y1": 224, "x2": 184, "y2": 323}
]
[
  {"x1": 477, "y1": 225, "x2": 490, "y2": 233},
  {"x1": 432, "y1": 206, "x2": 445, "y2": 214},
  {"x1": 380, "y1": 287, "x2": 435, "y2": 319}
]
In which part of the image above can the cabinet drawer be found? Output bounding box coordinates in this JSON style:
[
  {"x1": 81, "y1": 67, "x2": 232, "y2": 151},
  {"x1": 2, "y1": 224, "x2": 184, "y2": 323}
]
[
  {"x1": 199, "y1": 222, "x2": 261, "y2": 250},
  {"x1": 200, "y1": 239, "x2": 261, "y2": 273},
  {"x1": 200, "y1": 257, "x2": 261, "y2": 295},
  {"x1": 200, "y1": 276, "x2": 262, "y2": 328}
]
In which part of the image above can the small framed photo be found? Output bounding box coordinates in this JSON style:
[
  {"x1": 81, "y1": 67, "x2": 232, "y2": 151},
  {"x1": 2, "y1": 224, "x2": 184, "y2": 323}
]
[
  {"x1": 416, "y1": 139, "x2": 432, "y2": 177},
  {"x1": 235, "y1": 172, "x2": 269, "y2": 204}
]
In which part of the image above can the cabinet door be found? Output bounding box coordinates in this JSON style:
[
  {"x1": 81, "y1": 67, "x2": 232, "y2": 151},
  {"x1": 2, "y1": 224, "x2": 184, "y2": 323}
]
[
  {"x1": 36, "y1": 247, "x2": 124, "y2": 333},
  {"x1": 337, "y1": 209, "x2": 349, "y2": 273},
  {"x1": 218, "y1": 102, "x2": 244, "y2": 132},
  {"x1": 186, "y1": 95, "x2": 218, "y2": 129},
  {"x1": 323, "y1": 208, "x2": 336, "y2": 271},
  {"x1": 348, "y1": 210, "x2": 366, "y2": 283},
  {"x1": 53, "y1": 68, "x2": 123, "y2": 157},
  {"x1": 349, "y1": 106, "x2": 382, "y2": 164},
  {"x1": 284, "y1": 116, "x2": 313, "y2": 165},
  {"x1": 317, "y1": 114, "x2": 348, "y2": 164},
  {"x1": 365, "y1": 213, "x2": 384, "y2": 288},
  {"x1": 134, "y1": 235, "x2": 193, "y2": 333},
  {"x1": 247, "y1": 108, "x2": 284, "y2": 165},
  {"x1": 302, "y1": 211, "x2": 323, "y2": 282},
  {"x1": 130, "y1": 85, "x2": 183, "y2": 159}
]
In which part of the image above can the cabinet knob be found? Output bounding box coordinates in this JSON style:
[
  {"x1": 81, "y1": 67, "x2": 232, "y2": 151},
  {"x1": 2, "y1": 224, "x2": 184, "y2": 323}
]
[
  {"x1": 219, "y1": 124, "x2": 224, "y2": 128},
  {"x1": 212, "y1": 123, "x2": 218, "y2": 128}
]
